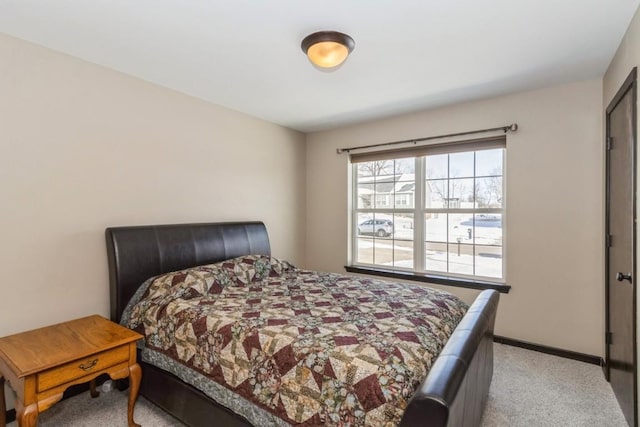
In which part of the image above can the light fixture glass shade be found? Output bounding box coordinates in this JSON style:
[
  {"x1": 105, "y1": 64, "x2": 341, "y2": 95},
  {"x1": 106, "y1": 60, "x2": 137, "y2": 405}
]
[
  {"x1": 301, "y1": 31, "x2": 355, "y2": 70},
  {"x1": 307, "y1": 41, "x2": 349, "y2": 68}
]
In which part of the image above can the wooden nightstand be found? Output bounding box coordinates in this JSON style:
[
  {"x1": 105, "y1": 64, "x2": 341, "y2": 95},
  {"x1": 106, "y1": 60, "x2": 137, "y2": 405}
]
[{"x1": 0, "y1": 315, "x2": 143, "y2": 427}]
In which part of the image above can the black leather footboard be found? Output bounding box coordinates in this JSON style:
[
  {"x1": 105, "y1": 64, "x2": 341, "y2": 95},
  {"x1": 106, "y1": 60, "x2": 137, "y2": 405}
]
[{"x1": 400, "y1": 289, "x2": 499, "y2": 427}]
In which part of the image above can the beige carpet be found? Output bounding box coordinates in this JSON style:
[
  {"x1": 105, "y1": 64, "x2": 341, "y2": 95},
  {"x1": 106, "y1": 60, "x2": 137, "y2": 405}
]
[
  {"x1": 7, "y1": 344, "x2": 628, "y2": 426},
  {"x1": 482, "y1": 344, "x2": 627, "y2": 426}
]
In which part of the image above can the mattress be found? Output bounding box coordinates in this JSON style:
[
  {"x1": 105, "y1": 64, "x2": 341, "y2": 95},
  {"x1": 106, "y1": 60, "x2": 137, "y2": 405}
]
[{"x1": 121, "y1": 255, "x2": 468, "y2": 426}]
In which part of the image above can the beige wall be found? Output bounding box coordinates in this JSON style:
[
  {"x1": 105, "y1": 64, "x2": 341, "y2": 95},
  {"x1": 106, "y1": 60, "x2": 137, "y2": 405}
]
[
  {"x1": 0, "y1": 32, "x2": 306, "y2": 406},
  {"x1": 603, "y1": 3, "x2": 640, "y2": 416},
  {"x1": 306, "y1": 79, "x2": 604, "y2": 356},
  {"x1": 604, "y1": 6, "x2": 640, "y2": 104},
  {"x1": 0, "y1": 33, "x2": 307, "y2": 333}
]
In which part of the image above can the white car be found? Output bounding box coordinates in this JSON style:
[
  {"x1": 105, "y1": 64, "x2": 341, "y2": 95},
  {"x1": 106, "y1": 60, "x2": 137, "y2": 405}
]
[{"x1": 358, "y1": 219, "x2": 393, "y2": 237}]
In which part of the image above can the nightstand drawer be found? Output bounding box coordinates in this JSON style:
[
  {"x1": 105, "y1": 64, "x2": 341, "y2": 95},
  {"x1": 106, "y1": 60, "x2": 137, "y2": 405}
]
[{"x1": 37, "y1": 345, "x2": 129, "y2": 392}]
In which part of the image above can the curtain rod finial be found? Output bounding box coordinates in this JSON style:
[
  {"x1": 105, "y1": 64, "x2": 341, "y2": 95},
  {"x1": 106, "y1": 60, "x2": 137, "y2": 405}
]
[
  {"x1": 336, "y1": 148, "x2": 345, "y2": 154},
  {"x1": 509, "y1": 123, "x2": 518, "y2": 132}
]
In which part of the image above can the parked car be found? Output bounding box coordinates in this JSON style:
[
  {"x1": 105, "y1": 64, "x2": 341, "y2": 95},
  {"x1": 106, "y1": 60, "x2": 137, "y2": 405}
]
[{"x1": 358, "y1": 219, "x2": 393, "y2": 237}]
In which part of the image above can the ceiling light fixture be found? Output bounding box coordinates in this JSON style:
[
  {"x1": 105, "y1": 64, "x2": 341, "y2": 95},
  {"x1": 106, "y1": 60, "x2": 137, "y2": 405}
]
[{"x1": 301, "y1": 31, "x2": 355, "y2": 70}]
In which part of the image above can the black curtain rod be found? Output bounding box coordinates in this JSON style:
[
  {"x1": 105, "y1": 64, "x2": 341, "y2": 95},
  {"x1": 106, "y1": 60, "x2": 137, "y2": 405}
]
[{"x1": 336, "y1": 123, "x2": 518, "y2": 154}]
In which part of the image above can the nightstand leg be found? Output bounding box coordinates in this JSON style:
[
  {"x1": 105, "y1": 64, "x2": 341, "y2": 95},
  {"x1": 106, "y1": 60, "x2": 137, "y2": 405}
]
[
  {"x1": 89, "y1": 379, "x2": 100, "y2": 398},
  {"x1": 0, "y1": 376, "x2": 5, "y2": 427},
  {"x1": 15, "y1": 400, "x2": 38, "y2": 427},
  {"x1": 127, "y1": 363, "x2": 141, "y2": 427}
]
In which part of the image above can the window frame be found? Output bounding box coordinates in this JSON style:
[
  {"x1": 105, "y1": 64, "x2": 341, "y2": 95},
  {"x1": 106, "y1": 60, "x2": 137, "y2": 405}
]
[{"x1": 350, "y1": 137, "x2": 507, "y2": 287}]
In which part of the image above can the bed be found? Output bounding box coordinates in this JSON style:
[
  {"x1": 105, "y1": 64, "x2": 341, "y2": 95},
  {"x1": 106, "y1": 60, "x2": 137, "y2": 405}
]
[{"x1": 106, "y1": 221, "x2": 498, "y2": 426}]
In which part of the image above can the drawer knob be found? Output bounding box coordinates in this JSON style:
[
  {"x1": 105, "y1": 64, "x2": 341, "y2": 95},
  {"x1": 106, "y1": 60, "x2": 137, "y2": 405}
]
[{"x1": 79, "y1": 359, "x2": 98, "y2": 371}]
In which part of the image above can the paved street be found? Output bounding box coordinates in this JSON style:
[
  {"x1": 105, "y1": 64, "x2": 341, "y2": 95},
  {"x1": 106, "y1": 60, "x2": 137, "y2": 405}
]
[{"x1": 356, "y1": 214, "x2": 502, "y2": 278}]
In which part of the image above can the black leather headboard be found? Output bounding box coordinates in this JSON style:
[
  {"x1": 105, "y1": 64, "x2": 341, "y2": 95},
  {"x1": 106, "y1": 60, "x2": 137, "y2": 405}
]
[{"x1": 106, "y1": 222, "x2": 271, "y2": 322}]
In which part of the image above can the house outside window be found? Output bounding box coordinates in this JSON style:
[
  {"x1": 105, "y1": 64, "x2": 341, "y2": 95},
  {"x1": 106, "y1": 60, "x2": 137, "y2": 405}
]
[{"x1": 351, "y1": 136, "x2": 505, "y2": 282}]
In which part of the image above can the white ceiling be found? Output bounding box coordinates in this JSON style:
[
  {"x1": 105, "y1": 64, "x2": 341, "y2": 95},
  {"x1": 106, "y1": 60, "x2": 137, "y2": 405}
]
[{"x1": 1, "y1": 1, "x2": 638, "y2": 132}]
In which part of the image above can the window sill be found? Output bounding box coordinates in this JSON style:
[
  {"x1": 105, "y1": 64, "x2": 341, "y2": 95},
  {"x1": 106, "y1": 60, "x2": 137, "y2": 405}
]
[{"x1": 344, "y1": 265, "x2": 511, "y2": 294}]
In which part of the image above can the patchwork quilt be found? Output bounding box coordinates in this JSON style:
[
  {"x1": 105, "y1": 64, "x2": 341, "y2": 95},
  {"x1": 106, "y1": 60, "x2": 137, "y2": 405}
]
[{"x1": 122, "y1": 255, "x2": 468, "y2": 426}]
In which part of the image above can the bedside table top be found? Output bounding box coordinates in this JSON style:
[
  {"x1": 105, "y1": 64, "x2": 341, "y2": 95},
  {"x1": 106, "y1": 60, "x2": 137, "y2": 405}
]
[{"x1": 0, "y1": 315, "x2": 142, "y2": 378}]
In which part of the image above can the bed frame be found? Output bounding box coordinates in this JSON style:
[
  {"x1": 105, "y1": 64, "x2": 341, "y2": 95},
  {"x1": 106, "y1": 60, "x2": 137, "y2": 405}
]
[{"x1": 106, "y1": 221, "x2": 499, "y2": 427}]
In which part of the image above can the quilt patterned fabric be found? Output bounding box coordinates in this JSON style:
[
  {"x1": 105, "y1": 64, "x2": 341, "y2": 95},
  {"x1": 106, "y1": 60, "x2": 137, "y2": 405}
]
[{"x1": 123, "y1": 255, "x2": 468, "y2": 426}]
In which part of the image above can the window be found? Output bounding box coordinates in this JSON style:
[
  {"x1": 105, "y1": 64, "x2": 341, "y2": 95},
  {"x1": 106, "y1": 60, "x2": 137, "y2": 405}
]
[{"x1": 351, "y1": 136, "x2": 505, "y2": 283}]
